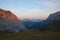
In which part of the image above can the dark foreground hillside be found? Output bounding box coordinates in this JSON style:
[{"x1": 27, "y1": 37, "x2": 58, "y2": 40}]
[{"x1": 0, "y1": 30, "x2": 60, "y2": 40}]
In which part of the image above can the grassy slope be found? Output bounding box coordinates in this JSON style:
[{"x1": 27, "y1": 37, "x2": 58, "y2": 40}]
[
  {"x1": 0, "y1": 30, "x2": 60, "y2": 40},
  {"x1": 16, "y1": 30, "x2": 60, "y2": 40}
]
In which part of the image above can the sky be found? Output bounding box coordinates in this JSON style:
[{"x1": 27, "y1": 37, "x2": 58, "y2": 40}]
[{"x1": 0, "y1": 0, "x2": 60, "y2": 19}]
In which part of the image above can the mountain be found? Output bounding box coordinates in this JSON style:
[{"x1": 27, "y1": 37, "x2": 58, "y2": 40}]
[
  {"x1": 21, "y1": 19, "x2": 35, "y2": 29},
  {"x1": 47, "y1": 11, "x2": 60, "y2": 21},
  {"x1": 29, "y1": 19, "x2": 43, "y2": 22},
  {"x1": 21, "y1": 19, "x2": 44, "y2": 30},
  {"x1": 46, "y1": 11, "x2": 60, "y2": 31},
  {"x1": 0, "y1": 9, "x2": 19, "y2": 21},
  {"x1": 31, "y1": 11, "x2": 60, "y2": 31},
  {"x1": 0, "y1": 9, "x2": 26, "y2": 32}
]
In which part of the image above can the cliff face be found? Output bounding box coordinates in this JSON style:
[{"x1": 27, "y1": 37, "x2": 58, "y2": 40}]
[
  {"x1": 47, "y1": 11, "x2": 60, "y2": 21},
  {"x1": 0, "y1": 9, "x2": 19, "y2": 21},
  {"x1": 0, "y1": 9, "x2": 26, "y2": 32}
]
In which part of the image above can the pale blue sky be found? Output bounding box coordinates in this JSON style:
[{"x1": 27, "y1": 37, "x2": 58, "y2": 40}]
[{"x1": 0, "y1": 0, "x2": 60, "y2": 19}]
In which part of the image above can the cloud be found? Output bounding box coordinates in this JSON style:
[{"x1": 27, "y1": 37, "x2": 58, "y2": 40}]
[
  {"x1": 11, "y1": 8, "x2": 42, "y2": 14},
  {"x1": 10, "y1": 0, "x2": 60, "y2": 19},
  {"x1": 42, "y1": 1, "x2": 60, "y2": 8},
  {"x1": 10, "y1": 7, "x2": 60, "y2": 19},
  {"x1": 34, "y1": 0, "x2": 60, "y2": 8},
  {"x1": 31, "y1": 8, "x2": 41, "y2": 12},
  {"x1": 10, "y1": 8, "x2": 44, "y2": 19}
]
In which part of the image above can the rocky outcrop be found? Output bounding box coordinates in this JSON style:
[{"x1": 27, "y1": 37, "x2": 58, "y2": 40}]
[
  {"x1": 0, "y1": 9, "x2": 19, "y2": 21},
  {"x1": 47, "y1": 11, "x2": 60, "y2": 21}
]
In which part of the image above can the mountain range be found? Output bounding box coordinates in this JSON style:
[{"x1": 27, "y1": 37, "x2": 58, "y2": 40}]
[{"x1": 0, "y1": 9, "x2": 60, "y2": 32}]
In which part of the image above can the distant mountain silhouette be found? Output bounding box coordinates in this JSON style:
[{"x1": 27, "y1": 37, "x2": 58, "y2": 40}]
[
  {"x1": 0, "y1": 9, "x2": 26, "y2": 32},
  {"x1": 21, "y1": 19, "x2": 43, "y2": 30},
  {"x1": 21, "y1": 19, "x2": 35, "y2": 29}
]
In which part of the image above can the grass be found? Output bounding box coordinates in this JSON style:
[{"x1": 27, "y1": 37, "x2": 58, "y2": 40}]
[
  {"x1": 0, "y1": 31, "x2": 16, "y2": 40},
  {"x1": 0, "y1": 30, "x2": 60, "y2": 40},
  {"x1": 16, "y1": 30, "x2": 60, "y2": 40}
]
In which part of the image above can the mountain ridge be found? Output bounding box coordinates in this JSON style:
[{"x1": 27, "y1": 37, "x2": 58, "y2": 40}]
[{"x1": 0, "y1": 9, "x2": 19, "y2": 21}]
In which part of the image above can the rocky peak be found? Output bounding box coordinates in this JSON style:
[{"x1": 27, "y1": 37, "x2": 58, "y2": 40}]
[
  {"x1": 0, "y1": 9, "x2": 19, "y2": 21},
  {"x1": 47, "y1": 11, "x2": 60, "y2": 21}
]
